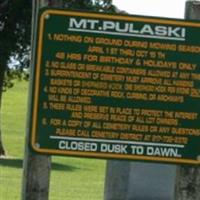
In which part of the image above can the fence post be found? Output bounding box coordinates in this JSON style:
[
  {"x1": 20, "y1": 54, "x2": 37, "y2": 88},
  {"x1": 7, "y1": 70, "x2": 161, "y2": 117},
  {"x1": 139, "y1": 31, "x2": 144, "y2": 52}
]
[{"x1": 175, "y1": 1, "x2": 200, "y2": 200}]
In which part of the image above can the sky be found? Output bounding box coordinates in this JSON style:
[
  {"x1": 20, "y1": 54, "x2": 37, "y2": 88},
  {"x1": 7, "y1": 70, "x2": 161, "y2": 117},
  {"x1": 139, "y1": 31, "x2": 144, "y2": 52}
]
[{"x1": 113, "y1": 0, "x2": 187, "y2": 19}]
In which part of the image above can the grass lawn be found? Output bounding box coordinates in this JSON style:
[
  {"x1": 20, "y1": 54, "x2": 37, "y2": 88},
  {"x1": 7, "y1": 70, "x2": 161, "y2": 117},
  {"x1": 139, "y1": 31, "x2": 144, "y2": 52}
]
[{"x1": 0, "y1": 80, "x2": 106, "y2": 200}]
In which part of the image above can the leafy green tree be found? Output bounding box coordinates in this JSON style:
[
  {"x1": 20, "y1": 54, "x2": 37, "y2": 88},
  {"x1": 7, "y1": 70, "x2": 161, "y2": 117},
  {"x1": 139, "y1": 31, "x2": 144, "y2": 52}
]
[
  {"x1": 47, "y1": 0, "x2": 114, "y2": 12},
  {"x1": 63, "y1": 0, "x2": 113, "y2": 11},
  {"x1": 0, "y1": 0, "x2": 31, "y2": 155}
]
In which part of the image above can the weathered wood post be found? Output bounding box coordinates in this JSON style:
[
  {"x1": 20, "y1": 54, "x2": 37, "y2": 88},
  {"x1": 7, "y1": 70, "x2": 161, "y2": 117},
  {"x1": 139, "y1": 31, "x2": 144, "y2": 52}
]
[
  {"x1": 175, "y1": 1, "x2": 200, "y2": 200},
  {"x1": 21, "y1": 1, "x2": 51, "y2": 199},
  {"x1": 21, "y1": 1, "x2": 63, "y2": 200}
]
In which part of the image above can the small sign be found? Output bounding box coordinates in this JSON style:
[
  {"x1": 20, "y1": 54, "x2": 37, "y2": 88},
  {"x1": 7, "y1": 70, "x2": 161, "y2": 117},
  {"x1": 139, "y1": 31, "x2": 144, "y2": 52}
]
[{"x1": 30, "y1": 8, "x2": 200, "y2": 165}]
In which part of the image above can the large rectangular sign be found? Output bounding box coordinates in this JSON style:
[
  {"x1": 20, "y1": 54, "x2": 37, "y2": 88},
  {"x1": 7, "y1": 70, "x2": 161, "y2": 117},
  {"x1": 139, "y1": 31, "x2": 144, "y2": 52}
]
[{"x1": 30, "y1": 8, "x2": 200, "y2": 165}]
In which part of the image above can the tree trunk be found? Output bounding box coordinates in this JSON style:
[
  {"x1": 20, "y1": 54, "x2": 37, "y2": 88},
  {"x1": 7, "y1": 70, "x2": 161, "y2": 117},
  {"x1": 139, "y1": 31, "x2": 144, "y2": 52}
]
[
  {"x1": 0, "y1": 130, "x2": 6, "y2": 156},
  {"x1": 0, "y1": 55, "x2": 7, "y2": 156}
]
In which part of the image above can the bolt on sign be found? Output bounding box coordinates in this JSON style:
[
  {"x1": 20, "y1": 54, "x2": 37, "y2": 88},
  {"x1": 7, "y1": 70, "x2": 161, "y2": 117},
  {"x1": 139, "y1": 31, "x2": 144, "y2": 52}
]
[{"x1": 30, "y1": 8, "x2": 200, "y2": 165}]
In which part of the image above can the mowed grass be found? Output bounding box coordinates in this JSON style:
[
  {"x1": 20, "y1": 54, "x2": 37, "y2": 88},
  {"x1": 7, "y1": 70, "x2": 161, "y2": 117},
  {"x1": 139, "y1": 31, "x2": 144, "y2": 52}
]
[{"x1": 0, "y1": 80, "x2": 106, "y2": 200}]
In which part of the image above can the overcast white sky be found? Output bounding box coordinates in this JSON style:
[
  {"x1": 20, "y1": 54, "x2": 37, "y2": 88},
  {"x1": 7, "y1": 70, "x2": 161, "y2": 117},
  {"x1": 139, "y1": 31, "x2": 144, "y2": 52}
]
[{"x1": 113, "y1": 0, "x2": 187, "y2": 19}]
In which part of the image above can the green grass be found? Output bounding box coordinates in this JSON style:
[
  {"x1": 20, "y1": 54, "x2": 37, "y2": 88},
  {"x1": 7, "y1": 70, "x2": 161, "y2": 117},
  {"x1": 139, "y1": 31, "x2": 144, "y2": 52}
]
[
  {"x1": 1, "y1": 80, "x2": 28, "y2": 158},
  {"x1": 0, "y1": 81, "x2": 106, "y2": 200}
]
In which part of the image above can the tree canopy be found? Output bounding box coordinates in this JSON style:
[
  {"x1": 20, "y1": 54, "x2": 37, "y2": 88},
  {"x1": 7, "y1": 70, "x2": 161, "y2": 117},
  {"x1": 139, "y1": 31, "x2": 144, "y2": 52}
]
[
  {"x1": 0, "y1": 0, "x2": 31, "y2": 92},
  {"x1": 0, "y1": 0, "x2": 31, "y2": 155},
  {"x1": 0, "y1": 0, "x2": 115, "y2": 89}
]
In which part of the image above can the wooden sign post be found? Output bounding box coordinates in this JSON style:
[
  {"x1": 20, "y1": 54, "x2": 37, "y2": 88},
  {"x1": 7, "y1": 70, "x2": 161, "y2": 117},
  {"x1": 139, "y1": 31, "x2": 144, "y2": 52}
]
[{"x1": 21, "y1": 1, "x2": 63, "y2": 200}]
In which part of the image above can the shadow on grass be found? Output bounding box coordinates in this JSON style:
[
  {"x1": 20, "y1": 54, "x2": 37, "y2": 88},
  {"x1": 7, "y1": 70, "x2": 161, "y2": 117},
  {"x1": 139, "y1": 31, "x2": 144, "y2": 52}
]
[{"x1": 0, "y1": 158, "x2": 78, "y2": 171}]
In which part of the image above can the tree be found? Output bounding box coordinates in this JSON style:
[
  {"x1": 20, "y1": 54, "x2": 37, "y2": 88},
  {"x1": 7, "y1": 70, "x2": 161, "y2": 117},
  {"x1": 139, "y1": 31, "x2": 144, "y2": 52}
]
[
  {"x1": 0, "y1": 0, "x2": 32, "y2": 156},
  {"x1": 61, "y1": 0, "x2": 114, "y2": 12}
]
